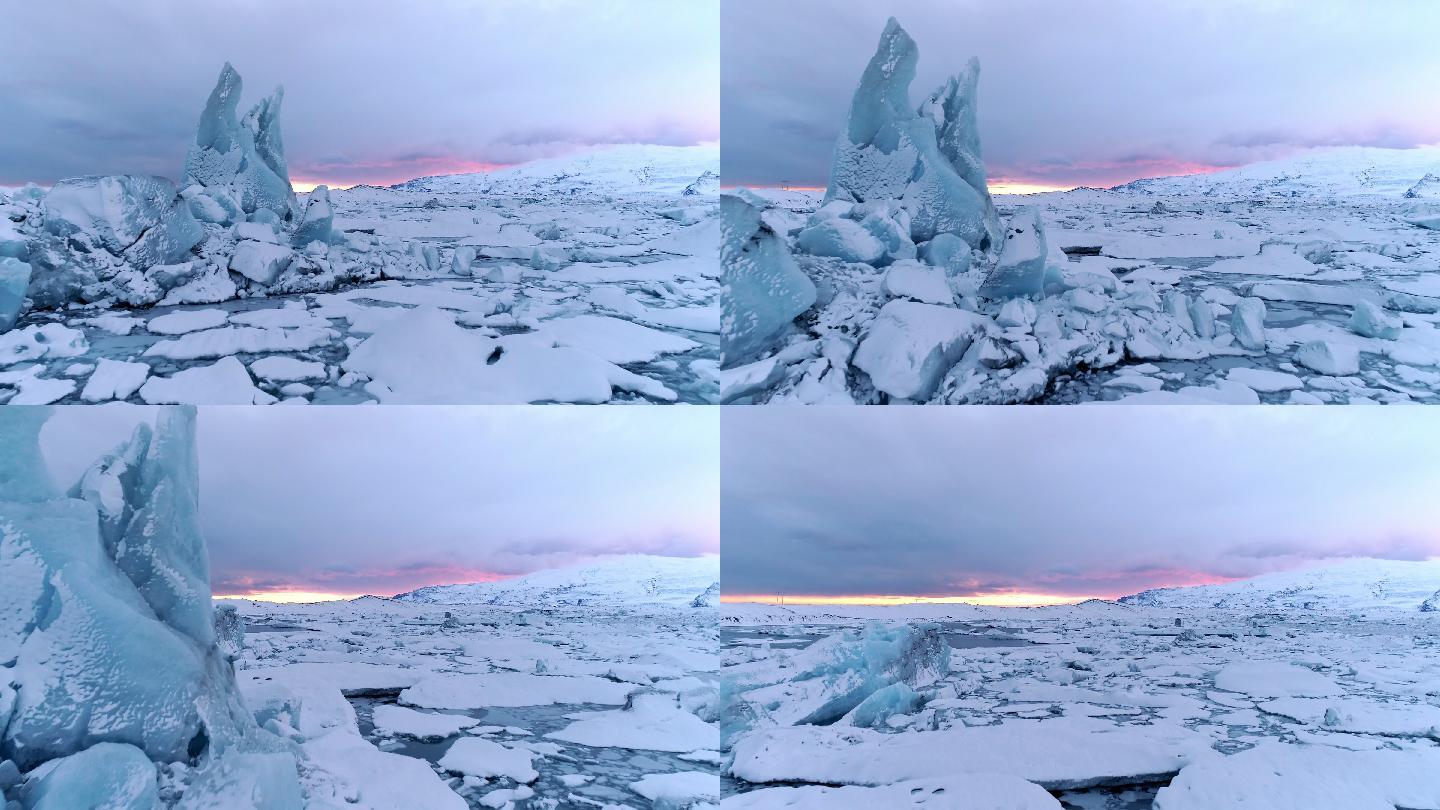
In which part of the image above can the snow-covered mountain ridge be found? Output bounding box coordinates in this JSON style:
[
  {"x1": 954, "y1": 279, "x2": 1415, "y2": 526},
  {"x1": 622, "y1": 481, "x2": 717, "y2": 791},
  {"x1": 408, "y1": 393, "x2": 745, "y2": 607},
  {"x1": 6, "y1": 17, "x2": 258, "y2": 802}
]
[
  {"x1": 1112, "y1": 145, "x2": 1440, "y2": 200},
  {"x1": 392, "y1": 143, "x2": 719, "y2": 198},
  {"x1": 393, "y1": 553, "x2": 719, "y2": 609},
  {"x1": 1119, "y1": 558, "x2": 1440, "y2": 613}
]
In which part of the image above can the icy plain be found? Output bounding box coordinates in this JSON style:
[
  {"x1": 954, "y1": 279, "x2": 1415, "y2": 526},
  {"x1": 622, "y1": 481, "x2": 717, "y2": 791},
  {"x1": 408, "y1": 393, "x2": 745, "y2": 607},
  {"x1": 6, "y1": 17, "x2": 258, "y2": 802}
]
[
  {"x1": 0, "y1": 66, "x2": 719, "y2": 405},
  {"x1": 720, "y1": 17, "x2": 1440, "y2": 405},
  {"x1": 230, "y1": 554, "x2": 721, "y2": 810},
  {"x1": 720, "y1": 559, "x2": 1440, "y2": 809}
]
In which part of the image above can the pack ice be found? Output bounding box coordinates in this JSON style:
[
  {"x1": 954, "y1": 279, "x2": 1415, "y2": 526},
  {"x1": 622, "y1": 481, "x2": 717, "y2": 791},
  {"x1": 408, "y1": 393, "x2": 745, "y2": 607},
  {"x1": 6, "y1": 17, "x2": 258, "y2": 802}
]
[
  {"x1": 721, "y1": 558, "x2": 1440, "y2": 808},
  {"x1": 0, "y1": 65, "x2": 719, "y2": 405},
  {"x1": 228, "y1": 554, "x2": 720, "y2": 809},
  {"x1": 0, "y1": 407, "x2": 305, "y2": 809},
  {"x1": 722, "y1": 16, "x2": 1440, "y2": 405}
]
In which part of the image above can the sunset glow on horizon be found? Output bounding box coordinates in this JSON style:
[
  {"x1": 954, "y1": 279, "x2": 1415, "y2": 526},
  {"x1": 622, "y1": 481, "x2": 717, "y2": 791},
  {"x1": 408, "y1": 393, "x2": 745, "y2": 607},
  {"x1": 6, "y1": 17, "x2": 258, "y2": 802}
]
[
  {"x1": 214, "y1": 590, "x2": 368, "y2": 604},
  {"x1": 291, "y1": 159, "x2": 514, "y2": 192},
  {"x1": 722, "y1": 592, "x2": 1098, "y2": 607}
]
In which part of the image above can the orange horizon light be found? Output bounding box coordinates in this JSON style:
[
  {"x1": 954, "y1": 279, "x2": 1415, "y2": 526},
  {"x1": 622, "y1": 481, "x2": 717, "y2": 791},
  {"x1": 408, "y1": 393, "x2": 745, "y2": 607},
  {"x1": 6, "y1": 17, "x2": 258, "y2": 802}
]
[{"x1": 721, "y1": 592, "x2": 1101, "y2": 608}]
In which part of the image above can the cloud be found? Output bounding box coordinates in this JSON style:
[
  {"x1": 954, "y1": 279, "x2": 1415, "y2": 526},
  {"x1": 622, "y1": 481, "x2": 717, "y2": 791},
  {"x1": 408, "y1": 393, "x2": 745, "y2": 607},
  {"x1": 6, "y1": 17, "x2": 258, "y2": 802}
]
[
  {"x1": 42, "y1": 406, "x2": 718, "y2": 596},
  {"x1": 0, "y1": 0, "x2": 718, "y2": 186},
  {"x1": 722, "y1": 0, "x2": 1440, "y2": 188},
  {"x1": 722, "y1": 408, "x2": 1440, "y2": 598}
]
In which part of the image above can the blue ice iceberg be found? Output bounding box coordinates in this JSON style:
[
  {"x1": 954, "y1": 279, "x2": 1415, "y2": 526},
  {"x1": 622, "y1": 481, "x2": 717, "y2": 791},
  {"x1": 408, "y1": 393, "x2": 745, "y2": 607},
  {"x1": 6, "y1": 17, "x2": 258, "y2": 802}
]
[
  {"x1": 183, "y1": 64, "x2": 297, "y2": 223},
  {"x1": 722, "y1": 190, "x2": 817, "y2": 364},
  {"x1": 825, "y1": 18, "x2": 1000, "y2": 250}
]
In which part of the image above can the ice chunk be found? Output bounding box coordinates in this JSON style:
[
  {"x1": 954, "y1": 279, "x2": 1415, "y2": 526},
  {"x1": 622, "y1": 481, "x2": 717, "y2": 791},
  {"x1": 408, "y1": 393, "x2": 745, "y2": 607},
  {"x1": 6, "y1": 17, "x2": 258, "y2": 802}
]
[
  {"x1": 138, "y1": 356, "x2": 278, "y2": 405},
  {"x1": 213, "y1": 603, "x2": 245, "y2": 662},
  {"x1": 19, "y1": 742, "x2": 158, "y2": 810},
  {"x1": 1229, "y1": 297, "x2": 1267, "y2": 350},
  {"x1": 843, "y1": 682, "x2": 923, "y2": 728},
  {"x1": 0, "y1": 258, "x2": 32, "y2": 333},
  {"x1": 42, "y1": 175, "x2": 204, "y2": 269},
  {"x1": 437, "y1": 737, "x2": 538, "y2": 783},
  {"x1": 147, "y1": 308, "x2": 229, "y2": 335},
  {"x1": 546, "y1": 692, "x2": 717, "y2": 753},
  {"x1": 0, "y1": 324, "x2": 88, "y2": 367},
  {"x1": 177, "y1": 751, "x2": 302, "y2": 810},
  {"x1": 249, "y1": 356, "x2": 326, "y2": 383},
  {"x1": 917, "y1": 58, "x2": 1002, "y2": 248},
  {"x1": 918, "y1": 232, "x2": 973, "y2": 276},
  {"x1": 795, "y1": 218, "x2": 886, "y2": 264},
  {"x1": 183, "y1": 64, "x2": 297, "y2": 221},
  {"x1": 724, "y1": 775, "x2": 1061, "y2": 809},
  {"x1": 979, "y1": 207, "x2": 1049, "y2": 299},
  {"x1": 826, "y1": 18, "x2": 997, "y2": 248},
  {"x1": 730, "y1": 623, "x2": 949, "y2": 734},
  {"x1": 1225, "y1": 367, "x2": 1303, "y2": 393},
  {"x1": 1213, "y1": 662, "x2": 1340, "y2": 698},
  {"x1": 853, "y1": 300, "x2": 990, "y2": 400},
  {"x1": 302, "y1": 730, "x2": 465, "y2": 810},
  {"x1": 79, "y1": 359, "x2": 150, "y2": 403},
  {"x1": 629, "y1": 771, "x2": 718, "y2": 808},
  {"x1": 1349, "y1": 300, "x2": 1402, "y2": 340},
  {"x1": 291, "y1": 185, "x2": 335, "y2": 247},
  {"x1": 1295, "y1": 340, "x2": 1360, "y2": 376},
  {"x1": 882, "y1": 260, "x2": 953, "y2": 305},
  {"x1": 721, "y1": 190, "x2": 817, "y2": 364},
  {"x1": 1154, "y1": 742, "x2": 1440, "y2": 810},
  {"x1": 1187, "y1": 296, "x2": 1216, "y2": 339},
  {"x1": 370, "y1": 705, "x2": 477, "y2": 741},
  {"x1": 730, "y1": 718, "x2": 1209, "y2": 791},
  {"x1": 229, "y1": 240, "x2": 294, "y2": 285}
]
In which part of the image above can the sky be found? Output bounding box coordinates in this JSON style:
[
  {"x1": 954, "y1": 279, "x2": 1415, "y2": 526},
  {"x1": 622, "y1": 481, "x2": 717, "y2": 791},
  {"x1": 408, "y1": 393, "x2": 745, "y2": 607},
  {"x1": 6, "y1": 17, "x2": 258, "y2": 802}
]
[
  {"x1": 723, "y1": 407, "x2": 1440, "y2": 605},
  {"x1": 41, "y1": 406, "x2": 718, "y2": 601},
  {"x1": 0, "y1": 0, "x2": 718, "y2": 189},
  {"x1": 722, "y1": 0, "x2": 1440, "y2": 191}
]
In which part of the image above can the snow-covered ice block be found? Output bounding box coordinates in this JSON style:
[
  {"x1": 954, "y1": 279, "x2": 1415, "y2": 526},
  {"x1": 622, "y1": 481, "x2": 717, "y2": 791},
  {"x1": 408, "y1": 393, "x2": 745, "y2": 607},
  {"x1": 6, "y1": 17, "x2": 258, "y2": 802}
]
[
  {"x1": 1229, "y1": 297, "x2": 1267, "y2": 350},
  {"x1": 546, "y1": 692, "x2": 717, "y2": 753},
  {"x1": 19, "y1": 742, "x2": 157, "y2": 810},
  {"x1": 0, "y1": 257, "x2": 32, "y2": 333},
  {"x1": 229, "y1": 239, "x2": 294, "y2": 285},
  {"x1": 1154, "y1": 742, "x2": 1440, "y2": 810},
  {"x1": 80, "y1": 359, "x2": 150, "y2": 402},
  {"x1": 370, "y1": 705, "x2": 477, "y2": 742},
  {"x1": 138, "y1": 356, "x2": 278, "y2": 404},
  {"x1": 536, "y1": 314, "x2": 699, "y2": 364},
  {"x1": 1349, "y1": 300, "x2": 1402, "y2": 340},
  {"x1": 302, "y1": 730, "x2": 466, "y2": 810},
  {"x1": 721, "y1": 190, "x2": 816, "y2": 364},
  {"x1": 796, "y1": 218, "x2": 886, "y2": 264},
  {"x1": 724, "y1": 775, "x2": 1061, "y2": 809},
  {"x1": 1225, "y1": 367, "x2": 1303, "y2": 393},
  {"x1": 854, "y1": 300, "x2": 990, "y2": 400},
  {"x1": 882, "y1": 260, "x2": 953, "y2": 305},
  {"x1": 437, "y1": 737, "x2": 538, "y2": 783},
  {"x1": 1212, "y1": 662, "x2": 1340, "y2": 698},
  {"x1": 249, "y1": 356, "x2": 326, "y2": 383},
  {"x1": 730, "y1": 718, "x2": 1211, "y2": 791},
  {"x1": 291, "y1": 184, "x2": 336, "y2": 247},
  {"x1": 0, "y1": 324, "x2": 88, "y2": 367},
  {"x1": 629, "y1": 771, "x2": 719, "y2": 808},
  {"x1": 143, "y1": 325, "x2": 333, "y2": 361},
  {"x1": 400, "y1": 671, "x2": 633, "y2": 710},
  {"x1": 147, "y1": 308, "x2": 229, "y2": 335},
  {"x1": 42, "y1": 175, "x2": 204, "y2": 269},
  {"x1": 1294, "y1": 340, "x2": 1360, "y2": 376},
  {"x1": 979, "y1": 207, "x2": 1049, "y2": 300}
]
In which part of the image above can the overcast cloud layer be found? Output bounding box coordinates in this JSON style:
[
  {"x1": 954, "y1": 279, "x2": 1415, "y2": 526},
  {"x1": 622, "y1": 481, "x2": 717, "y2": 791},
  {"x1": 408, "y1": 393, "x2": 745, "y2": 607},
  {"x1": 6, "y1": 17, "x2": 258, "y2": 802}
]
[
  {"x1": 723, "y1": 408, "x2": 1440, "y2": 599},
  {"x1": 42, "y1": 407, "x2": 718, "y2": 597},
  {"x1": 0, "y1": 0, "x2": 718, "y2": 187},
  {"x1": 722, "y1": 0, "x2": 1440, "y2": 188}
]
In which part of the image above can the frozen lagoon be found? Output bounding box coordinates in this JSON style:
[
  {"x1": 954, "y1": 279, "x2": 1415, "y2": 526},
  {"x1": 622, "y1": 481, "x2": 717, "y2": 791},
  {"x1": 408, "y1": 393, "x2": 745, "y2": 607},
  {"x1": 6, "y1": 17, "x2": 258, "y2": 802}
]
[{"x1": 720, "y1": 560, "x2": 1440, "y2": 809}]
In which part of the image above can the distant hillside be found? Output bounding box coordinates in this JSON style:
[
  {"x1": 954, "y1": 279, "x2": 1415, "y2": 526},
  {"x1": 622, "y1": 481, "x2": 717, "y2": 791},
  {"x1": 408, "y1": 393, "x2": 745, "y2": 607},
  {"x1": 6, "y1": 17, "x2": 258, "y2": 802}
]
[
  {"x1": 390, "y1": 143, "x2": 719, "y2": 198},
  {"x1": 393, "y1": 554, "x2": 719, "y2": 610},
  {"x1": 1111, "y1": 145, "x2": 1440, "y2": 199},
  {"x1": 1120, "y1": 558, "x2": 1440, "y2": 614}
]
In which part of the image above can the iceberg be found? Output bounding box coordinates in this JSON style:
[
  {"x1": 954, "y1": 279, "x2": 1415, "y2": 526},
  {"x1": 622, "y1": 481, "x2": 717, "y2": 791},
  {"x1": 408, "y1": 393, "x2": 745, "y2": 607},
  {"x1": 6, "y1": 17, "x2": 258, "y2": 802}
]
[
  {"x1": 0, "y1": 259, "x2": 32, "y2": 333},
  {"x1": 1229, "y1": 297, "x2": 1267, "y2": 350},
  {"x1": 825, "y1": 18, "x2": 999, "y2": 248},
  {"x1": 41, "y1": 175, "x2": 204, "y2": 270},
  {"x1": 0, "y1": 407, "x2": 301, "y2": 806},
  {"x1": 183, "y1": 64, "x2": 297, "y2": 223},
  {"x1": 853, "y1": 299, "x2": 990, "y2": 400},
  {"x1": 721, "y1": 190, "x2": 817, "y2": 364},
  {"x1": 291, "y1": 185, "x2": 337, "y2": 248},
  {"x1": 979, "y1": 207, "x2": 1050, "y2": 299}
]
